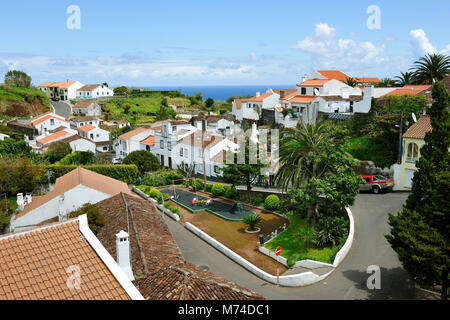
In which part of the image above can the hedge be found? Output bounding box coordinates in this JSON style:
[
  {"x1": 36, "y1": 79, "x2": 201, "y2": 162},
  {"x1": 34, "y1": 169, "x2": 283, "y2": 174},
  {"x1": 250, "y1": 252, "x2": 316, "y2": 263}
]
[
  {"x1": 42, "y1": 165, "x2": 138, "y2": 184},
  {"x1": 264, "y1": 194, "x2": 281, "y2": 210}
]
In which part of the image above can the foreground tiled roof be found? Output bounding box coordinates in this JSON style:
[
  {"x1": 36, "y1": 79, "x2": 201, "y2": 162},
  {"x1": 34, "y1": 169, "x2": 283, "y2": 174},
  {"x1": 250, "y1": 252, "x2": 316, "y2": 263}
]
[
  {"x1": 403, "y1": 114, "x2": 432, "y2": 139},
  {"x1": 95, "y1": 193, "x2": 266, "y2": 300},
  {"x1": 15, "y1": 167, "x2": 134, "y2": 221},
  {"x1": 0, "y1": 218, "x2": 130, "y2": 300}
]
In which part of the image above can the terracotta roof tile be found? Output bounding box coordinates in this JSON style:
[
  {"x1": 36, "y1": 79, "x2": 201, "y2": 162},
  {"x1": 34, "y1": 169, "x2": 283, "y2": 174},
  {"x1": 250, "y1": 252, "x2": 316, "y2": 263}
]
[
  {"x1": 36, "y1": 131, "x2": 71, "y2": 145},
  {"x1": 78, "y1": 124, "x2": 96, "y2": 133},
  {"x1": 297, "y1": 79, "x2": 330, "y2": 87},
  {"x1": 78, "y1": 84, "x2": 101, "y2": 91},
  {"x1": 118, "y1": 127, "x2": 150, "y2": 140},
  {"x1": 74, "y1": 100, "x2": 97, "y2": 109},
  {"x1": 403, "y1": 115, "x2": 432, "y2": 139},
  {"x1": 247, "y1": 93, "x2": 272, "y2": 102},
  {"x1": 140, "y1": 136, "x2": 155, "y2": 146},
  {"x1": 0, "y1": 219, "x2": 130, "y2": 300},
  {"x1": 317, "y1": 70, "x2": 350, "y2": 81},
  {"x1": 282, "y1": 95, "x2": 317, "y2": 104}
]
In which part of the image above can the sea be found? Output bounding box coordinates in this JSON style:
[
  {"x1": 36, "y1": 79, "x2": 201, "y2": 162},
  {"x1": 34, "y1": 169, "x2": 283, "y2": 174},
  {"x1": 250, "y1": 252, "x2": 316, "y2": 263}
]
[{"x1": 141, "y1": 85, "x2": 295, "y2": 101}]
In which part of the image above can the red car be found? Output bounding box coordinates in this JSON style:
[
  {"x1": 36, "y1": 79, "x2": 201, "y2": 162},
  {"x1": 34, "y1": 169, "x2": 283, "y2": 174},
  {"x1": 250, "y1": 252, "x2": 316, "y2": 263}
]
[{"x1": 360, "y1": 175, "x2": 395, "y2": 194}]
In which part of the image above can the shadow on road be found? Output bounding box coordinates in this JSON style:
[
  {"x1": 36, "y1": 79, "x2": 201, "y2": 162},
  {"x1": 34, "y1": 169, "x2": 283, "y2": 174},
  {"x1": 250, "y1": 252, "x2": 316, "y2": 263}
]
[{"x1": 342, "y1": 267, "x2": 416, "y2": 299}]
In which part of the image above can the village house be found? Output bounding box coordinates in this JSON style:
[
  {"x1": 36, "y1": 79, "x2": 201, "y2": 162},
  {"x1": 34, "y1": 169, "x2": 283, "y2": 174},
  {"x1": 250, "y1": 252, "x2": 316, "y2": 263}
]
[
  {"x1": 397, "y1": 115, "x2": 432, "y2": 190},
  {"x1": 38, "y1": 81, "x2": 84, "y2": 101},
  {"x1": 70, "y1": 116, "x2": 101, "y2": 129},
  {"x1": 76, "y1": 84, "x2": 114, "y2": 99},
  {"x1": 78, "y1": 124, "x2": 110, "y2": 142},
  {"x1": 49, "y1": 134, "x2": 97, "y2": 153},
  {"x1": 0, "y1": 215, "x2": 144, "y2": 300},
  {"x1": 189, "y1": 114, "x2": 237, "y2": 137},
  {"x1": 10, "y1": 167, "x2": 135, "y2": 232},
  {"x1": 35, "y1": 130, "x2": 75, "y2": 150},
  {"x1": 116, "y1": 126, "x2": 156, "y2": 159},
  {"x1": 72, "y1": 100, "x2": 102, "y2": 116},
  {"x1": 28, "y1": 112, "x2": 70, "y2": 135},
  {"x1": 95, "y1": 193, "x2": 265, "y2": 300}
]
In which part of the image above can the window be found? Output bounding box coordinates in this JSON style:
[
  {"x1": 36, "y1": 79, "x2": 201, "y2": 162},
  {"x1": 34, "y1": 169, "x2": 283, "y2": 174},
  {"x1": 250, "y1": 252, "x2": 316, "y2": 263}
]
[
  {"x1": 160, "y1": 140, "x2": 164, "y2": 149},
  {"x1": 50, "y1": 119, "x2": 55, "y2": 125},
  {"x1": 406, "y1": 143, "x2": 419, "y2": 162},
  {"x1": 184, "y1": 148, "x2": 188, "y2": 158},
  {"x1": 172, "y1": 126, "x2": 177, "y2": 132},
  {"x1": 364, "y1": 177, "x2": 370, "y2": 183},
  {"x1": 96, "y1": 134, "x2": 100, "y2": 137},
  {"x1": 214, "y1": 165, "x2": 220, "y2": 174},
  {"x1": 180, "y1": 148, "x2": 183, "y2": 157},
  {"x1": 301, "y1": 87, "x2": 306, "y2": 95},
  {"x1": 97, "y1": 92, "x2": 99, "y2": 95},
  {"x1": 90, "y1": 134, "x2": 94, "y2": 139},
  {"x1": 168, "y1": 141, "x2": 172, "y2": 151},
  {"x1": 197, "y1": 164, "x2": 203, "y2": 173},
  {"x1": 146, "y1": 145, "x2": 150, "y2": 151},
  {"x1": 103, "y1": 147, "x2": 107, "y2": 151}
]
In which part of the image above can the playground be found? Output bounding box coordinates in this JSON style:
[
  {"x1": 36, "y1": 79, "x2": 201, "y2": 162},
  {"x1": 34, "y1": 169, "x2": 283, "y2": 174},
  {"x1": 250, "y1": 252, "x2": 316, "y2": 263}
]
[{"x1": 160, "y1": 188, "x2": 255, "y2": 221}]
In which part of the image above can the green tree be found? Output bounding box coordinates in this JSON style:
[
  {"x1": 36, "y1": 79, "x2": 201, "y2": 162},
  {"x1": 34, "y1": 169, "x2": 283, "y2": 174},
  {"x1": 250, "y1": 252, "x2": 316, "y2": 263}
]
[
  {"x1": 113, "y1": 86, "x2": 129, "y2": 96},
  {"x1": 58, "y1": 151, "x2": 96, "y2": 165},
  {"x1": 47, "y1": 141, "x2": 72, "y2": 161},
  {"x1": 275, "y1": 122, "x2": 362, "y2": 223},
  {"x1": 0, "y1": 138, "x2": 31, "y2": 156},
  {"x1": 0, "y1": 157, "x2": 45, "y2": 195},
  {"x1": 220, "y1": 137, "x2": 266, "y2": 202},
  {"x1": 123, "y1": 150, "x2": 160, "y2": 175},
  {"x1": 122, "y1": 103, "x2": 132, "y2": 114},
  {"x1": 4, "y1": 70, "x2": 32, "y2": 88},
  {"x1": 386, "y1": 81, "x2": 450, "y2": 300},
  {"x1": 345, "y1": 77, "x2": 358, "y2": 87},
  {"x1": 410, "y1": 53, "x2": 450, "y2": 84},
  {"x1": 69, "y1": 203, "x2": 105, "y2": 235},
  {"x1": 205, "y1": 97, "x2": 214, "y2": 109},
  {"x1": 394, "y1": 71, "x2": 414, "y2": 86}
]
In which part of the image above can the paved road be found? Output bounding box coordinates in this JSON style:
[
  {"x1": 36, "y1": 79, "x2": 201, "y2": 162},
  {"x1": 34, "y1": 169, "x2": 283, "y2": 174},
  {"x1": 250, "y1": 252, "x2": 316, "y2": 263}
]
[
  {"x1": 164, "y1": 191, "x2": 416, "y2": 299},
  {"x1": 50, "y1": 101, "x2": 72, "y2": 118}
]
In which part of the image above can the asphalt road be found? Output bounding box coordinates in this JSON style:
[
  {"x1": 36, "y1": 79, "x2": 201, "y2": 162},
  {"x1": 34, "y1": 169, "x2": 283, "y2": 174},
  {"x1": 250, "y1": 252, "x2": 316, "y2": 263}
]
[
  {"x1": 164, "y1": 191, "x2": 416, "y2": 300},
  {"x1": 50, "y1": 101, "x2": 72, "y2": 118}
]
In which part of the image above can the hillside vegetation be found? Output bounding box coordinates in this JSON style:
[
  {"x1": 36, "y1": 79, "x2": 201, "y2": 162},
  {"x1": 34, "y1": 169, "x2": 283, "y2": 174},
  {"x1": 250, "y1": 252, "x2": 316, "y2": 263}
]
[{"x1": 0, "y1": 85, "x2": 51, "y2": 118}]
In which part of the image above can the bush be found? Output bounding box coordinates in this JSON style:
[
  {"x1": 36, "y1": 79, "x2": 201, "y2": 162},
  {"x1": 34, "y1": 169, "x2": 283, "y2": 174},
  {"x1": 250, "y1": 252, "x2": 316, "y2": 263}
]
[
  {"x1": 251, "y1": 196, "x2": 263, "y2": 206},
  {"x1": 225, "y1": 186, "x2": 238, "y2": 199},
  {"x1": 45, "y1": 164, "x2": 138, "y2": 184},
  {"x1": 123, "y1": 150, "x2": 160, "y2": 175},
  {"x1": 205, "y1": 184, "x2": 213, "y2": 192},
  {"x1": 187, "y1": 178, "x2": 204, "y2": 191},
  {"x1": 314, "y1": 216, "x2": 349, "y2": 248},
  {"x1": 211, "y1": 183, "x2": 225, "y2": 196},
  {"x1": 149, "y1": 188, "x2": 161, "y2": 200},
  {"x1": 287, "y1": 256, "x2": 297, "y2": 268},
  {"x1": 164, "y1": 202, "x2": 181, "y2": 216},
  {"x1": 264, "y1": 195, "x2": 281, "y2": 210},
  {"x1": 69, "y1": 203, "x2": 105, "y2": 235},
  {"x1": 141, "y1": 169, "x2": 183, "y2": 187},
  {"x1": 57, "y1": 151, "x2": 96, "y2": 165}
]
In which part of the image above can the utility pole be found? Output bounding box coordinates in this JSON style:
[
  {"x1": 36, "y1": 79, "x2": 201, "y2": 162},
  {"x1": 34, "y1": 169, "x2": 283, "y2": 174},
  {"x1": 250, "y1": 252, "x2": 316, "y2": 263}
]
[
  {"x1": 397, "y1": 112, "x2": 403, "y2": 164},
  {"x1": 202, "y1": 120, "x2": 207, "y2": 190}
]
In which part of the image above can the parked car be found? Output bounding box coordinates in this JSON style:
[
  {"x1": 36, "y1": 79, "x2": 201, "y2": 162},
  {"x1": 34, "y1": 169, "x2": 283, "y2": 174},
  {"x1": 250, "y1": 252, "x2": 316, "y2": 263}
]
[{"x1": 360, "y1": 175, "x2": 394, "y2": 194}]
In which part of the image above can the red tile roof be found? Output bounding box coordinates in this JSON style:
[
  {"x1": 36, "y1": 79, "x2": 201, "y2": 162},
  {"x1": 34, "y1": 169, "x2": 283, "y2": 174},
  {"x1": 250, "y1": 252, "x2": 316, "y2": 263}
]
[
  {"x1": 36, "y1": 130, "x2": 71, "y2": 145},
  {"x1": 233, "y1": 98, "x2": 248, "y2": 110},
  {"x1": 95, "y1": 193, "x2": 266, "y2": 300},
  {"x1": 317, "y1": 70, "x2": 350, "y2": 82},
  {"x1": 78, "y1": 124, "x2": 96, "y2": 133},
  {"x1": 38, "y1": 81, "x2": 78, "y2": 89},
  {"x1": 283, "y1": 96, "x2": 317, "y2": 104},
  {"x1": 118, "y1": 127, "x2": 150, "y2": 140},
  {"x1": 31, "y1": 114, "x2": 68, "y2": 126},
  {"x1": 357, "y1": 77, "x2": 381, "y2": 83},
  {"x1": 247, "y1": 93, "x2": 272, "y2": 102},
  {"x1": 403, "y1": 115, "x2": 432, "y2": 139},
  {"x1": 381, "y1": 85, "x2": 432, "y2": 97},
  {"x1": 74, "y1": 100, "x2": 97, "y2": 109},
  {"x1": 140, "y1": 136, "x2": 155, "y2": 146},
  {"x1": 297, "y1": 79, "x2": 330, "y2": 87},
  {"x1": 0, "y1": 218, "x2": 131, "y2": 300}
]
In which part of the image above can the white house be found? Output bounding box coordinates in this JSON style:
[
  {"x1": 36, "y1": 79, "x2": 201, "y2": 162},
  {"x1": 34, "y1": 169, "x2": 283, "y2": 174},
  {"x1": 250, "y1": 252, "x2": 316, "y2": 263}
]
[
  {"x1": 116, "y1": 127, "x2": 156, "y2": 159},
  {"x1": 29, "y1": 112, "x2": 70, "y2": 135},
  {"x1": 70, "y1": 116, "x2": 100, "y2": 129},
  {"x1": 232, "y1": 90, "x2": 280, "y2": 122},
  {"x1": 189, "y1": 115, "x2": 236, "y2": 137},
  {"x1": 72, "y1": 100, "x2": 102, "y2": 116},
  {"x1": 52, "y1": 134, "x2": 97, "y2": 153},
  {"x1": 76, "y1": 84, "x2": 114, "y2": 99},
  {"x1": 78, "y1": 124, "x2": 110, "y2": 142},
  {"x1": 38, "y1": 81, "x2": 84, "y2": 101},
  {"x1": 10, "y1": 167, "x2": 136, "y2": 232},
  {"x1": 35, "y1": 130, "x2": 75, "y2": 150}
]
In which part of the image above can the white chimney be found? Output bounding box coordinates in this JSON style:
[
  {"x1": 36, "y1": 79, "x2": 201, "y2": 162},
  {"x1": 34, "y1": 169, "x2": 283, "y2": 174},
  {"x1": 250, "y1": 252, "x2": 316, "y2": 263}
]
[
  {"x1": 302, "y1": 74, "x2": 308, "y2": 83},
  {"x1": 116, "y1": 230, "x2": 134, "y2": 281},
  {"x1": 16, "y1": 193, "x2": 24, "y2": 211},
  {"x1": 57, "y1": 195, "x2": 66, "y2": 221},
  {"x1": 256, "y1": 91, "x2": 260, "y2": 97},
  {"x1": 25, "y1": 193, "x2": 32, "y2": 205}
]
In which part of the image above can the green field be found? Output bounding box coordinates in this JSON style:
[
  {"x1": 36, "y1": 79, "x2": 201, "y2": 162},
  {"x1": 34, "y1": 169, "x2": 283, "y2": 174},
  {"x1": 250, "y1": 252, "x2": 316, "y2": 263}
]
[{"x1": 0, "y1": 85, "x2": 50, "y2": 106}]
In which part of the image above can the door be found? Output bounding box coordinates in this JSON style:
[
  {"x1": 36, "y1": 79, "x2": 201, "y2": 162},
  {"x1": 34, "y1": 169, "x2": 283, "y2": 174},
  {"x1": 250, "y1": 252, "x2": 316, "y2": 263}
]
[
  {"x1": 404, "y1": 169, "x2": 415, "y2": 189},
  {"x1": 160, "y1": 155, "x2": 164, "y2": 168},
  {"x1": 168, "y1": 157, "x2": 172, "y2": 169}
]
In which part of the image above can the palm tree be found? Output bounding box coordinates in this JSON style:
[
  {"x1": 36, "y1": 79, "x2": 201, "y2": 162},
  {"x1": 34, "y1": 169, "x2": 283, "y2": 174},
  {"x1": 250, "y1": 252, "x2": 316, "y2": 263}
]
[
  {"x1": 380, "y1": 77, "x2": 397, "y2": 87},
  {"x1": 394, "y1": 71, "x2": 414, "y2": 86},
  {"x1": 410, "y1": 53, "x2": 450, "y2": 84},
  {"x1": 345, "y1": 77, "x2": 358, "y2": 87},
  {"x1": 243, "y1": 213, "x2": 262, "y2": 231}
]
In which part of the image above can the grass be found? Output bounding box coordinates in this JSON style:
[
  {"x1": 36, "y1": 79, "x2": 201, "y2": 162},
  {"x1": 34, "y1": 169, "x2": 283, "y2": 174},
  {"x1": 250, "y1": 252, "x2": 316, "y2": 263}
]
[
  {"x1": 345, "y1": 135, "x2": 396, "y2": 169},
  {"x1": 264, "y1": 213, "x2": 347, "y2": 265},
  {"x1": 0, "y1": 85, "x2": 50, "y2": 106}
]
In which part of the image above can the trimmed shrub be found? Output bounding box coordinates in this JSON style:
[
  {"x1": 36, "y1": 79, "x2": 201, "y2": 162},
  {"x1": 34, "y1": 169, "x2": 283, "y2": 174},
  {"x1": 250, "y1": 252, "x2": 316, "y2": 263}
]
[
  {"x1": 45, "y1": 164, "x2": 138, "y2": 184},
  {"x1": 225, "y1": 186, "x2": 238, "y2": 199},
  {"x1": 149, "y1": 188, "x2": 161, "y2": 200},
  {"x1": 122, "y1": 150, "x2": 160, "y2": 175},
  {"x1": 141, "y1": 169, "x2": 183, "y2": 187},
  {"x1": 205, "y1": 184, "x2": 213, "y2": 192},
  {"x1": 264, "y1": 195, "x2": 281, "y2": 210},
  {"x1": 187, "y1": 178, "x2": 204, "y2": 191},
  {"x1": 211, "y1": 183, "x2": 225, "y2": 196}
]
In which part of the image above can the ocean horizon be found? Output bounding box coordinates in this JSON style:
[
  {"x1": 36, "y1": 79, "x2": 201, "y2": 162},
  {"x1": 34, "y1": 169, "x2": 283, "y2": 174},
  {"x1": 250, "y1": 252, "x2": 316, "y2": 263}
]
[{"x1": 140, "y1": 85, "x2": 295, "y2": 101}]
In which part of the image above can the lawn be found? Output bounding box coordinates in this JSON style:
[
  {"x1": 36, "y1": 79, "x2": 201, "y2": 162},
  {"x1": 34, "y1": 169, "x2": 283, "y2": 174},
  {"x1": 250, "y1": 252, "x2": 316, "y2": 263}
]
[{"x1": 264, "y1": 213, "x2": 347, "y2": 265}]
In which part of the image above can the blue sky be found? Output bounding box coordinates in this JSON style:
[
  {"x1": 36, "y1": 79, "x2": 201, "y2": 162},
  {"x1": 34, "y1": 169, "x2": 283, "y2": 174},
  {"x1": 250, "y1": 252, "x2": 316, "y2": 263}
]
[{"x1": 0, "y1": 0, "x2": 449, "y2": 86}]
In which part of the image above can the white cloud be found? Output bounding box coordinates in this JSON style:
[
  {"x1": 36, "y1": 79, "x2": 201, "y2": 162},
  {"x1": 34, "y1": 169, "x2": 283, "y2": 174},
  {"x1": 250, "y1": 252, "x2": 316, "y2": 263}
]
[
  {"x1": 440, "y1": 44, "x2": 450, "y2": 56},
  {"x1": 292, "y1": 23, "x2": 407, "y2": 76},
  {"x1": 409, "y1": 29, "x2": 436, "y2": 57}
]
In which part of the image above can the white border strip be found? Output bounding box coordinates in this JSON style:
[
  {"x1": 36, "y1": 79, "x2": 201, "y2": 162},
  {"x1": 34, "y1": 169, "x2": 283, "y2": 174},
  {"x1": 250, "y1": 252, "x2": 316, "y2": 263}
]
[
  {"x1": 132, "y1": 186, "x2": 180, "y2": 221},
  {"x1": 78, "y1": 214, "x2": 145, "y2": 300},
  {"x1": 185, "y1": 222, "x2": 333, "y2": 287}
]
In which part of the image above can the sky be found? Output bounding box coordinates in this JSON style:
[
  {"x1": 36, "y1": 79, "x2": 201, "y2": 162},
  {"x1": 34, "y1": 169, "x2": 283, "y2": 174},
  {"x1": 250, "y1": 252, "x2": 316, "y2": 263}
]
[{"x1": 0, "y1": 0, "x2": 449, "y2": 87}]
